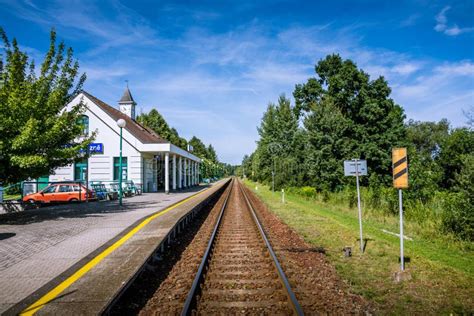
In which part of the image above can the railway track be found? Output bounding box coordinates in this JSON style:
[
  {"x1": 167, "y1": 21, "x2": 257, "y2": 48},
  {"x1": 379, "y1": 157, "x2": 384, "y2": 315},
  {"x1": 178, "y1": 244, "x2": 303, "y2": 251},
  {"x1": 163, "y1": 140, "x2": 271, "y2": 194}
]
[{"x1": 181, "y1": 178, "x2": 303, "y2": 315}]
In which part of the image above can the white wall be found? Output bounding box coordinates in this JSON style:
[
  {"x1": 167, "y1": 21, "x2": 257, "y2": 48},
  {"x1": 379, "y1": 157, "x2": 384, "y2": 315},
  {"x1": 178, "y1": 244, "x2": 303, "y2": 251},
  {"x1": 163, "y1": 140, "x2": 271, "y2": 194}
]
[
  {"x1": 50, "y1": 166, "x2": 73, "y2": 181},
  {"x1": 50, "y1": 94, "x2": 143, "y2": 187},
  {"x1": 50, "y1": 93, "x2": 200, "y2": 192}
]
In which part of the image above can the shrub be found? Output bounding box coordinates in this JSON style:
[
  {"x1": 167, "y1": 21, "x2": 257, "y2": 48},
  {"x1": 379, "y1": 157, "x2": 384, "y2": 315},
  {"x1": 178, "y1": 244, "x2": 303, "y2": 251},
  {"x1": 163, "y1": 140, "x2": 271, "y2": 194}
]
[
  {"x1": 300, "y1": 186, "x2": 317, "y2": 198},
  {"x1": 4, "y1": 183, "x2": 21, "y2": 195},
  {"x1": 442, "y1": 192, "x2": 474, "y2": 241}
]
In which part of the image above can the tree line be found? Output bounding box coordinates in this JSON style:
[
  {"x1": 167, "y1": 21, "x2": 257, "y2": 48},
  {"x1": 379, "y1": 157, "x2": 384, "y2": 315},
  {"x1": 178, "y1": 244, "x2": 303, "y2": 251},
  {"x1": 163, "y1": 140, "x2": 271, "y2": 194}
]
[
  {"x1": 136, "y1": 109, "x2": 232, "y2": 179},
  {"x1": 239, "y1": 54, "x2": 473, "y2": 241}
]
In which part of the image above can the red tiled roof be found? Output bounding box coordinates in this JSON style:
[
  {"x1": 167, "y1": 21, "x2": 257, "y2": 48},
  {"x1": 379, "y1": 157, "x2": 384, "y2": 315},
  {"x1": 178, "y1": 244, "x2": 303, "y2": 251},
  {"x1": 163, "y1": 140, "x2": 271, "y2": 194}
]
[{"x1": 82, "y1": 91, "x2": 169, "y2": 144}]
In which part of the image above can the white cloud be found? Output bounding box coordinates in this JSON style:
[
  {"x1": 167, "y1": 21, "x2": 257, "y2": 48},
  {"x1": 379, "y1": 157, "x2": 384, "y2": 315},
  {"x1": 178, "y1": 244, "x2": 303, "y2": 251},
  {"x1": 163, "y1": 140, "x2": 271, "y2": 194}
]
[
  {"x1": 1, "y1": 0, "x2": 160, "y2": 55},
  {"x1": 434, "y1": 6, "x2": 474, "y2": 36},
  {"x1": 400, "y1": 14, "x2": 420, "y2": 27},
  {"x1": 434, "y1": 6, "x2": 450, "y2": 32},
  {"x1": 444, "y1": 25, "x2": 474, "y2": 36},
  {"x1": 4, "y1": 1, "x2": 472, "y2": 163},
  {"x1": 393, "y1": 60, "x2": 474, "y2": 126},
  {"x1": 434, "y1": 61, "x2": 474, "y2": 76},
  {"x1": 392, "y1": 63, "x2": 421, "y2": 75}
]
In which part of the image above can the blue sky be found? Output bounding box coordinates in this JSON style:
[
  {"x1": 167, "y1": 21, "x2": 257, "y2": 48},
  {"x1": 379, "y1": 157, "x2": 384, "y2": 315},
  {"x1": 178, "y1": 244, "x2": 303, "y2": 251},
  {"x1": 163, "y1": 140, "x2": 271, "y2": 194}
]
[{"x1": 1, "y1": 0, "x2": 473, "y2": 164}]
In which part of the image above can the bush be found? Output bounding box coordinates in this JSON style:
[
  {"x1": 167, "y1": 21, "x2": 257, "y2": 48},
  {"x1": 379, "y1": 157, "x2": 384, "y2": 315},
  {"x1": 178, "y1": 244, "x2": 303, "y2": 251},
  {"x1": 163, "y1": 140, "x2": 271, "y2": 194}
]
[
  {"x1": 367, "y1": 186, "x2": 382, "y2": 209},
  {"x1": 300, "y1": 186, "x2": 317, "y2": 198},
  {"x1": 281, "y1": 180, "x2": 472, "y2": 242},
  {"x1": 286, "y1": 186, "x2": 317, "y2": 199},
  {"x1": 442, "y1": 192, "x2": 474, "y2": 241},
  {"x1": 4, "y1": 183, "x2": 21, "y2": 195}
]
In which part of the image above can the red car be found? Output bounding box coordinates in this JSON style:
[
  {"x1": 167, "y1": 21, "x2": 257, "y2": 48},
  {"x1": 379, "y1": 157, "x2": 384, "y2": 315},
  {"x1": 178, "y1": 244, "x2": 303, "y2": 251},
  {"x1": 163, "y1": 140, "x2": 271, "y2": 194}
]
[{"x1": 23, "y1": 183, "x2": 95, "y2": 204}]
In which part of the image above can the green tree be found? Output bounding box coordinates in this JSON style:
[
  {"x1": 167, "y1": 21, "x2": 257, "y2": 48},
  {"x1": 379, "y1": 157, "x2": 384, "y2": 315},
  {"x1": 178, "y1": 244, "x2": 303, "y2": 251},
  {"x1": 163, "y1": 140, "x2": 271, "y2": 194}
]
[
  {"x1": 405, "y1": 119, "x2": 448, "y2": 202},
  {"x1": 295, "y1": 54, "x2": 405, "y2": 189},
  {"x1": 254, "y1": 103, "x2": 278, "y2": 183},
  {"x1": 442, "y1": 154, "x2": 474, "y2": 241},
  {"x1": 250, "y1": 95, "x2": 303, "y2": 188},
  {"x1": 0, "y1": 28, "x2": 94, "y2": 184},
  {"x1": 303, "y1": 98, "x2": 352, "y2": 190},
  {"x1": 188, "y1": 136, "x2": 208, "y2": 159},
  {"x1": 270, "y1": 95, "x2": 303, "y2": 188},
  {"x1": 406, "y1": 119, "x2": 449, "y2": 157},
  {"x1": 136, "y1": 109, "x2": 187, "y2": 150},
  {"x1": 437, "y1": 127, "x2": 474, "y2": 189},
  {"x1": 170, "y1": 127, "x2": 187, "y2": 149},
  {"x1": 207, "y1": 144, "x2": 218, "y2": 163}
]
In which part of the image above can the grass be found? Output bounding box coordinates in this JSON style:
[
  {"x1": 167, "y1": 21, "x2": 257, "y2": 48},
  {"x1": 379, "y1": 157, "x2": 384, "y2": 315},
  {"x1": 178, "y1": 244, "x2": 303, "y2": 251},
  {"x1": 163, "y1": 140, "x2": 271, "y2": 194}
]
[{"x1": 244, "y1": 179, "x2": 474, "y2": 314}]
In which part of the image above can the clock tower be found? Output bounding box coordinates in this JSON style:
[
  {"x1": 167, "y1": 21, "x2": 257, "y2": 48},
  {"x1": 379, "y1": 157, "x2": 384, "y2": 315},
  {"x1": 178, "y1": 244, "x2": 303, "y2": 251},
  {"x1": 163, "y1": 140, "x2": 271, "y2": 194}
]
[{"x1": 118, "y1": 85, "x2": 136, "y2": 120}]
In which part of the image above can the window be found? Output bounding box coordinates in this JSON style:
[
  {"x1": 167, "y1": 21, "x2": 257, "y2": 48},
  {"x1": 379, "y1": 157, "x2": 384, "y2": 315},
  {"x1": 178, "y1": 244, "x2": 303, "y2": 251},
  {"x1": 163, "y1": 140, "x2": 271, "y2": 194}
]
[
  {"x1": 113, "y1": 157, "x2": 128, "y2": 181},
  {"x1": 72, "y1": 185, "x2": 81, "y2": 192},
  {"x1": 77, "y1": 115, "x2": 89, "y2": 135},
  {"x1": 59, "y1": 185, "x2": 72, "y2": 192},
  {"x1": 42, "y1": 185, "x2": 56, "y2": 194}
]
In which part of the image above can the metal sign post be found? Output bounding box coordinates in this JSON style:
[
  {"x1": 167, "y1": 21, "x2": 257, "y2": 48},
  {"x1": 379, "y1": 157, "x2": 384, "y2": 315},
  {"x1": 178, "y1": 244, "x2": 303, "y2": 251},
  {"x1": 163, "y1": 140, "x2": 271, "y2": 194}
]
[
  {"x1": 392, "y1": 148, "x2": 408, "y2": 271},
  {"x1": 355, "y1": 161, "x2": 363, "y2": 252},
  {"x1": 272, "y1": 170, "x2": 275, "y2": 192},
  {"x1": 344, "y1": 159, "x2": 367, "y2": 252},
  {"x1": 399, "y1": 189, "x2": 404, "y2": 270}
]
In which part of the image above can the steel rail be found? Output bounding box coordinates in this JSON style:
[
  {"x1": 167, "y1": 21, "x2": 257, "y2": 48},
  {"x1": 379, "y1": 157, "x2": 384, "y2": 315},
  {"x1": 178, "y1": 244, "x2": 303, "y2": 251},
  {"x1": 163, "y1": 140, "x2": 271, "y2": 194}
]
[
  {"x1": 238, "y1": 180, "x2": 304, "y2": 316},
  {"x1": 180, "y1": 178, "x2": 234, "y2": 316},
  {"x1": 181, "y1": 178, "x2": 304, "y2": 315}
]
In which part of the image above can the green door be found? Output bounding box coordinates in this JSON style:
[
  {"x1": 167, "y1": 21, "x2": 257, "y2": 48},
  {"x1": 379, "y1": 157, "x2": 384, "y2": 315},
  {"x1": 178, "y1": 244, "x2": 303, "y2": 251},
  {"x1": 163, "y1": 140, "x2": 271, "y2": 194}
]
[
  {"x1": 74, "y1": 159, "x2": 87, "y2": 182},
  {"x1": 113, "y1": 157, "x2": 128, "y2": 181},
  {"x1": 38, "y1": 175, "x2": 49, "y2": 190}
]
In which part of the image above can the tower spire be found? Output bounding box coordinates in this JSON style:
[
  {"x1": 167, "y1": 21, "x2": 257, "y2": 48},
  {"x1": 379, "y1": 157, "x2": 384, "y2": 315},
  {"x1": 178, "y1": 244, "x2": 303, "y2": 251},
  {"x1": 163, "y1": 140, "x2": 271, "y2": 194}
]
[{"x1": 118, "y1": 83, "x2": 136, "y2": 120}]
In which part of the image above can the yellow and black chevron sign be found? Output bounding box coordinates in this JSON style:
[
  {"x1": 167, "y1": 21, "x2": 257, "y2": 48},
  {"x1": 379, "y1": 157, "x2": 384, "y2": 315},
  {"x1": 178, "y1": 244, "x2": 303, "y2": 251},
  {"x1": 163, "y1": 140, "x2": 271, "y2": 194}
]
[{"x1": 392, "y1": 148, "x2": 408, "y2": 188}]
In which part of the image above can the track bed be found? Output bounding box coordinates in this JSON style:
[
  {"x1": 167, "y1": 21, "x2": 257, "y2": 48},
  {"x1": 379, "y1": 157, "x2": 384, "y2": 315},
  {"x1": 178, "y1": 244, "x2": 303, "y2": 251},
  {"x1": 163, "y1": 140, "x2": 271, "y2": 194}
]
[{"x1": 193, "y1": 180, "x2": 296, "y2": 314}]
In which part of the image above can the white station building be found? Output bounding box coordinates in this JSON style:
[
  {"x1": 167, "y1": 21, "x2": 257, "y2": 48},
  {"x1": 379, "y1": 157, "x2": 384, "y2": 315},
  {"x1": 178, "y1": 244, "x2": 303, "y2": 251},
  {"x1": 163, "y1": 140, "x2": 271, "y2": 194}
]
[{"x1": 49, "y1": 88, "x2": 201, "y2": 193}]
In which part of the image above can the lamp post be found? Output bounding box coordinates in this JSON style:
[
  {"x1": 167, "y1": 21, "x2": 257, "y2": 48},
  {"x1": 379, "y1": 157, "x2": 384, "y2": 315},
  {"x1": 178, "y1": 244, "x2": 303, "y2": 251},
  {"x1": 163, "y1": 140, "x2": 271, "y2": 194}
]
[
  {"x1": 268, "y1": 142, "x2": 281, "y2": 192},
  {"x1": 117, "y1": 119, "x2": 126, "y2": 206}
]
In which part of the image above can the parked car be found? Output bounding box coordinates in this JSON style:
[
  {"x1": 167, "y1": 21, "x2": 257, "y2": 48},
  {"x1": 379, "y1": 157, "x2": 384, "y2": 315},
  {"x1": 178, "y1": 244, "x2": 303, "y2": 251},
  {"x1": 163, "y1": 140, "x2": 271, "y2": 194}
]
[
  {"x1": 91, "y1": 183, "x2": 108, "y2": 201},
  {"x1": 91, "y1": 183, "x2": 118, "y2": 201},
  {"x1": 22, "y1": 183, "x2": 95, "y2": 204}
]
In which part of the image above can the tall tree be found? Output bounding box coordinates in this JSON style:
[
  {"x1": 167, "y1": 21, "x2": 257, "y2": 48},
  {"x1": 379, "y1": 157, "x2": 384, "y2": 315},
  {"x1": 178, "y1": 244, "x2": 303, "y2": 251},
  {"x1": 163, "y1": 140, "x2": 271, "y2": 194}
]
[
  {"x1": 303, "y1": 98, "x2": 352, "y2": 190},
  {"x1": 188, "y1": 136, "x2": 208, "y2": 159},
  {"x1": 437, "y1": 127, "x2": 474, "y2": 189},
  {"x1": 404, "y1": 119, "x2": 448, "y2": 201},
  {"x1": 255, "y1": 103, "x2": 279, "y2": 183},
  {"x1": 136, "y1": 109, "x2": 187, "y2": 150},
  {"x1": 0, "y1": 28, "x2": 93, "y2": 184},
  {"x1": 250, "y1": 95, "x2": 303, "y2": 188},
  {"x1": 295, "y1": 54, "x2": 405, "y2": 189},
  {"x1": 207, "y1": 144, "x2": 218, "y2": 163}
]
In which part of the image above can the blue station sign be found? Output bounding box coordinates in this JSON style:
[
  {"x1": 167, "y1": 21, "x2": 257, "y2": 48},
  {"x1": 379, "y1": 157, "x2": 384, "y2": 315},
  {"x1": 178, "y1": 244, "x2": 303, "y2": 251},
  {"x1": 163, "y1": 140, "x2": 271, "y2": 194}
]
[{"x1": 88, "y1": 143, "x2": 104, "y2": 154}]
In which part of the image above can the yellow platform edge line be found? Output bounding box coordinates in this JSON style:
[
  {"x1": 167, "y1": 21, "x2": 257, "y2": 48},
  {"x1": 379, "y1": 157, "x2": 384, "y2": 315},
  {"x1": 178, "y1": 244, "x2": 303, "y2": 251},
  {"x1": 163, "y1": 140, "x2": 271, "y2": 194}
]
[{"x1": 21, "y1": 188, "x2": 211, "y2": 315}]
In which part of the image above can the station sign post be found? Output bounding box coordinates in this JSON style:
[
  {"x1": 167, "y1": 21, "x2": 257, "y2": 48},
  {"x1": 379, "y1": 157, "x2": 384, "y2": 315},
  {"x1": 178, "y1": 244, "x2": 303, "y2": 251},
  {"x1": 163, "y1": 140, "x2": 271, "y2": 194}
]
[
  {"x1": 344, "y1": 159, "x2": 367, "y2": 252},
  {"x1": 392, "y1": 148, "x2": 408, "y2": 271}
]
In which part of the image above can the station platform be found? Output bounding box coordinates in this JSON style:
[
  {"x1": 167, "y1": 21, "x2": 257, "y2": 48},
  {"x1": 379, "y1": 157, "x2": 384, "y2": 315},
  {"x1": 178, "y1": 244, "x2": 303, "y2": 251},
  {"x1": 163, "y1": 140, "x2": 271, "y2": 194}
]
[{"x1": 0, "y1": 180, "x2": 228, "y2": 315}]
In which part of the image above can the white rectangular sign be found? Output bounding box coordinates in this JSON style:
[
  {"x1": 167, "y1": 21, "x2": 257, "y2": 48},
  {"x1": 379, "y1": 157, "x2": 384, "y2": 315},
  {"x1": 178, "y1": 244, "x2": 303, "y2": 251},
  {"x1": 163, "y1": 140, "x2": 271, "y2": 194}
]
[{"x1": 344, "y1": 160, "x2": 367, "y2": 176}]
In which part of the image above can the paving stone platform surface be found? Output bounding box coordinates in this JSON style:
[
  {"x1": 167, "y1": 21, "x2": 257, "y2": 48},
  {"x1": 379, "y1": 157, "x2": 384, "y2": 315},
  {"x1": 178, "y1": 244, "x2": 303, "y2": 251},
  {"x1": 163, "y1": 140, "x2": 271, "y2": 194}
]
[{"x1": 0, "y1": 184, "x2": 221, "y2": 314}]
